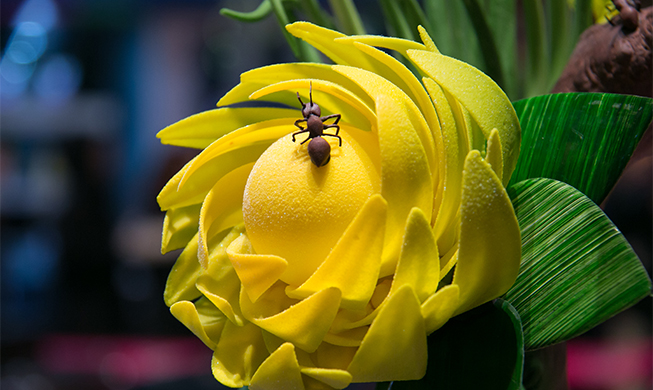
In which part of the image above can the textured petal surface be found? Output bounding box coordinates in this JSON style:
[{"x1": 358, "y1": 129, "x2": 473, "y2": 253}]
[
  {"x1": 211, "y1": 321, "x2": 268, "y2": 388},
  {"x1": 485, "y1": 128, "x2": 504, "y2": 182},
  {"x1": 421, "y1": 284, "x2": 460, "y2": 334},
  {"x1": 198, "y1": 163, "x2": 253, "y2": 267},
  {"x1": 163, "y1": 233, "x2": 202, "y2": 306},
  {"x1": 288, "y1": 195, "x2": 387, "y2": 311},
  {"x1": 390, "y1": 207, "x2": 440, "y2": 302},
  {"x1": 157, "y1": 107, "x2": 298, "y2": 149},
  {"x1": 161, "y1": 203, "x2": 201, "y2": 254},
  {"x1": 300, "y1": 367, "x2": 352, "y2": 390},
  {"x1": 347, "y1": 285, "x2": 427, "y2": 382},
  {"x1": 453, "y1": 151, "x2": 521, "y2": 315},
  {"x1": 407, "y1": 49, "x2": 520, "y2": 183},
  {"x1": 249, "y1": 343, "x2": 304, "y2": 390},
  {"x1": 170, "y1": 300, "x2": 219, "y2": 350},
  {"x1": 244, "y1": 287, "x2": 341, "y2": 353}
]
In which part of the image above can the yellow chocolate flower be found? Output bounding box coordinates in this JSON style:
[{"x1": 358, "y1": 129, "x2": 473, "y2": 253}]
[{"x1": 159, "y1": 22, "x2": 521, "y2": 389}]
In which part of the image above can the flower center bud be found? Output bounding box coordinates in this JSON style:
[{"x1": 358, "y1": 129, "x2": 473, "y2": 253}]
[{"x1": 243, "y1": 131, "x2": 380, "y2": 286}]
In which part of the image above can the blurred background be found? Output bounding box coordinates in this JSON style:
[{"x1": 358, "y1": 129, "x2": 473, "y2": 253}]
[{"x1": 0, "y1": 1, "x2": 650, "y2": 389}]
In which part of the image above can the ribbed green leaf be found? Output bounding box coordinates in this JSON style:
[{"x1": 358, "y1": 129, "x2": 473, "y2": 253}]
[
  {"x1": 510, "y1": 93, "x2": 653, "y2": 205},
  {"x1": 390, "y1": 299, "x2": 524, "y2": 390},
  {"x1": 505, "y1": 178, "x2": 652, "y2": 350}
]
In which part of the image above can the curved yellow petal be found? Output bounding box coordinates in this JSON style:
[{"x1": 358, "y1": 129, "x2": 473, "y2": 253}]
[
  {"x1": 347, "y1": 285, "x2": 427, "y2": 382},
  {"x1": 244, "y1": 287, "x2": 342, "y2": 353},
  {"x1": 287, "y1": 194, "x2": 387, "y2": 311},
  {"x1": 323, "y1": 327, "x2": 368, "y2": 347},
  {"x1": 249, "y1": 343, "x2": 304, "y2": 390},
  {"x1": 417, "y1": 25, "x2": 440, "y2": 53},
  {"x1": 334, "y1": 65, "x2": 436, "y2": 188},
  {"x1": 313, "y1": 343, "x2": 358, "y2": 371},
  {"x1": 300, "y1": 367, "x2": 352, "y2": 390},
  {"x1": 195, "y1": 297, "x2": 228, "y2": 344},
  {"x1": 196, "y1": 226, "x2": 247, "y2": 325},
  {"x1": 347, "y1": 42, "x2": 443, "y2": 179},
  {"x1": 219, "y1": 62, "x2": 374, "y2": 109},
  {"x1": 422, "y1": 78, "x2": 465, "y2": 244},
  {"x1": 178, "y1": 121, "x2": 294, "y2": 190},
  {"x1": 407, "y1": 49, "x2": 521, "y2": 183},
  {"x1": 170, "y1": 299, "x2": 224, "y2": 350},
  {"x1": 163, "y1": 233, "x2": 202, "y2": 307},
  {"x1": 390, "y1": 207, "x2": 440, "y2": 302},
  {"x1": 161, "y1": 203, "x2": 201, "y2": 254},
  {"x1": 453, "y1": 150, "x2": 521, "y2": 315},
  {"x1": 250, "y1": 78, "x2": 376, "y2": 132},
  {"x1": 335, "y1": 34, "x2": 426, "y2": 57},
  {"x1": 227, "y1": 236, "x2": 288, "y2": 303},
  {"x1": 211, "y1": 321, "x2": 268, "y2": 388},
  {"x1": 157, "y1": 107, "x2": 298, "y2": 149},
  {"x1": 421, "y1": 284, "x2": 460, "y2": 334},
  {"x1": 198, "y1": 163, "x2": 253, "y2": 267},
  {"x1": 485, "y1": 128, "x2": 503, "y2": 182},
  {"x1": 157, "y1": 143, "x2": 268, "y2": 210}
]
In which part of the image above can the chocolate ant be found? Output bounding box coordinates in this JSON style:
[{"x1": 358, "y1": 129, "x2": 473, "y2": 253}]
[{"x1": 292, "y1": 82, "x2": 342, "y2": 167}]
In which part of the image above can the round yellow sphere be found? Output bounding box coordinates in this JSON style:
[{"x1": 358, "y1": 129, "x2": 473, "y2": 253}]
[{"x1": 243, "y1": 131, "x2": 380, "y2": 286}]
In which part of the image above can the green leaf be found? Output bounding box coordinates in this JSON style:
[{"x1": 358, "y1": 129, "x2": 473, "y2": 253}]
[
  {"x1": 390, "y1": 299, "x2": 524, "y2": 390},
  {"x1": 505, "y1": 178, "x2": 652, "y2": 350},
  {"x1": 328, "y1": 0, "x2": 366, "y2": 35},
  {"x1": 510, "y1": 93, "x2": 653, "y2": 205}
]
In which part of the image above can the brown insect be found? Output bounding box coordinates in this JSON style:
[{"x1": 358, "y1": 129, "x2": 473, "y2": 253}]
[{"x1": 292, "y1": 82, "x2": 342, "y2": 167}]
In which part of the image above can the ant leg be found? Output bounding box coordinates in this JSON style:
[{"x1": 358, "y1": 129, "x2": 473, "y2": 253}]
[
  {"x1": 294, "y1": 118, "x2": 307, "y2": 130},
  {"x1": 292, "y1": 129, "x2": 309, "y2": 142},
  {"x1": 324, "y1": 123, "x2": 340, "y2": 138},
  {"x1": 322, "y1": 133, "x2": 342, "y2": 147},
  {"x1": 300, "y1": 135, "x2": 312, "y2": 145},
  {"x1": 321, "y1": 113, "x2": 341, "y2": 125},
  {"x1": 309, "y1": 81, "x2": 313, "y2": 105},
  {"x1": 297, "y1": 92, "x2": 304, "y2": 107}
]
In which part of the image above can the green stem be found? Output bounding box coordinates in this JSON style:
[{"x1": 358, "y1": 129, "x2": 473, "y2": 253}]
[
  {"x1": 300, "y1": 0, "x2": 335, "y2": 29},
  {"x1": 380, "y1": 0, "x2": 414, "y2": 39},
  {"x1": 523, "y1": 0, "x2": 549, "y2": 96},
  {"x1": 220, "y1": 0, "x2": 273, "y2": 22},
  {"x1": 328, "y1": 0, "x2": 366, "y2": 35},
  {"x1": 461, "y1": 0, "x2": 505, "y2": 90}
]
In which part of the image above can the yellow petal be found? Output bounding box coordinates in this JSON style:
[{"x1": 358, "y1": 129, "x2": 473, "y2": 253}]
[
  {"x1": 347, "y1": 285, "x2": 427, "y2": 382},
  {"x1": 170, "y1": 299, "x2": 222, "y2": 350},
  {"x1": 407, "y1": 49, "x2": 521, "y2": 184},
  {"x1": 249, "y1": 78, "x2": 376, "y2": 132},
  {"x1": 453, "y1": 150, "x2": 521, "y2": 315},
  {"x1": 211, "y1": 320, "x2": 268, "y2": 388},
  {"x1": 300, "y1": 367, "x2": 352, "y2": 390},
  {"x1": 219, "y1": 62, "x2": 374, "y2": 110},
  {"x1": 196, "y1": 226, "x2": 247, "y2": 325},
  {"x1": 157, "y1": 143, "x2": 268, "y2": 210},
  {"x1": 163, "y1": 233, "x2": 202, "y2": 307},
  {"x1": 335, "y1": 34, "x2": 426, "y2": 58},
  {"x1": 390, "y1": 207, "x2": 440, "y2": 302},
  {"x1": 178, "y1": 121, "x2": 294, "y2": 190},
  {"x1": 285, "y1": 22, "x2": 375, "y2": 69},
  {"x1": 421, "y1": 284, "x2": 460, "y2": 334},
  {"x1": 195, "y1": 297, "x2": 228, "y2": 344},
  {"x1": 287, "y1": 194, "x2": 387, "y2": 311},
  {"x1": 347, "y1": 42, "x2": 443, "y2": 178},
  {"x1": 198, "y1": 163, "x2": 253, "y2": 267},
  {"x1": 313, "y1": 343, "x2": 358, "y2": 371},
  {"x1": 157, "y1": 107, "x2": 299, "y2": 149},
  {"x1": 244, "y1": 287, "x2": 342, "y2": 353},
  {"x1": 323, "y1": 327, "x2": 368, "y2": 347},
  {"x1": 422, "y1": 78, "x2": 465, "y2": 245},
  {"x1": 161, "y1": 203, "x2": 201, "y2": 254},
  {"x1": 227, "y1": 236, "x2": 288, "y2": 303},
  {"x1": 417, "y1": 25, "x2": 440, "y2": 53},
  {"x1": 485, "y1": 128, "x2": 503, "y2": 182},
  {"x1": 249, "y1": 343, "x2": 304, "y2": 390}
]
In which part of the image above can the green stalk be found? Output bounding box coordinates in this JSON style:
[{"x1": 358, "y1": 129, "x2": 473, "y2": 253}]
[
  {"x1": 461, "y1": 0, "x2": 505, "y2": 91},
  {"x1": 380, "y1": 0, "x2": 414, "y2": 39},
  {"x1": 328, "y1": 0, "x2": 366, "y2": 35},
  {"x1": 402, "y1": 0, "x2": 434, "y2": 36},
  {"x1": 523, "y1": 0, "x2": 549, "y2": 97},
  {"x1": 549, "y1": 0, "x2": 571, "y2": 85},
  {"x1": 300, "y1": 0, "x2": 335, "y2": 29},
  {"x1": 220, "y1": 0, "x2": 273, "y2": 22}
]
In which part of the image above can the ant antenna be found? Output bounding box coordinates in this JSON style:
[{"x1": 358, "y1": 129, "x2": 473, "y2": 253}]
[{"x1": 309, "y1": 81, "x2": 313, "y2": 107}]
